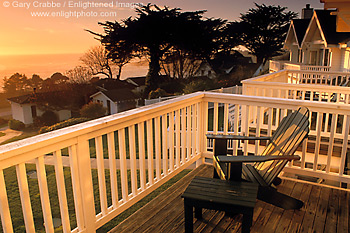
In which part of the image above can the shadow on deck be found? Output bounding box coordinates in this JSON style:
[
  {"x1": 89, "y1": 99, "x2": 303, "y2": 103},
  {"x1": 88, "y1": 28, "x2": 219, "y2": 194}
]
[{"x1": 109, "y1": 164, "x2": 350, "y2": 233}]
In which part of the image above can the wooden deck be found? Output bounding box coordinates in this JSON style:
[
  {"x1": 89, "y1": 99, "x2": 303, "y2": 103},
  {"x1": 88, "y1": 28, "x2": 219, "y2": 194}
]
[{"x1": 109, "y1": 164, "x2": 350, "y2": 233}]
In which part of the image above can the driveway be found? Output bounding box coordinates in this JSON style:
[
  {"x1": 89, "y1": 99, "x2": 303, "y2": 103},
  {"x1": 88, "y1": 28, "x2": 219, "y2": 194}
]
[{"x1": 0, "y1": 128, "x2": 23, "y2": 144}]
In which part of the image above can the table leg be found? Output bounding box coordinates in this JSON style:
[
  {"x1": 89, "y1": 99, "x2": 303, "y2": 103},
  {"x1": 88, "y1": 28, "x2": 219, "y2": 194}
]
[
  {"x1": 195, "y1": 206, "x2": 202, "y2": 219},
  {"x1": 184, "y1": 200, "x2": 193, "y2": 233},
  {"x1": 242, "y1": 210, "x2": 253, "y2": 233}
]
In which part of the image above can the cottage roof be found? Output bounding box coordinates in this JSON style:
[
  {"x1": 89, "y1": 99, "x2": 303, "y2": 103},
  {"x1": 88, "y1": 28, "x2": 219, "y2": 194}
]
[
  {"x1": 7, "y1": 91, "x2": 72, "y2": 110},
  {"x1": 126, "y1": 76, "x2": 146, "y2": 87},
  {"x1": 93, "y1": 88, "x2": 137, "y2": 102},
  {"x1": 95, "y1": 78, "x2": 135, "y2": 91}
]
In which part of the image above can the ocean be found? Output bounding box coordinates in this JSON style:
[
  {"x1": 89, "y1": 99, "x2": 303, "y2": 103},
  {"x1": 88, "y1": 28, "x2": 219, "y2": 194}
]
[{"x1": 0, "y1": 53, "x2": 148, "y2": 86}]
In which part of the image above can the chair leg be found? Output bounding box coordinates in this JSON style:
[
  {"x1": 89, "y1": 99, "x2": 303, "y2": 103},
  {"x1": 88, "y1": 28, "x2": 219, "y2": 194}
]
[
  {"x1": 257, "y1": 186, "x2": 304, "y2": 210},
  {"x1": 272, "y1": 177, "x2": 282, "y2": 186}
]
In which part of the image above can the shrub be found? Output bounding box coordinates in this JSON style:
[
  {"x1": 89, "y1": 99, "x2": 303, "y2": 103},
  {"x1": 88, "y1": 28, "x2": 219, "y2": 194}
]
[
  {"x1": 39, "y1": 117, "x2": 89, "y2": 134},
  {"x1": 36, "y1": 110, "x2": 59, "y2": 126},
  {"x1": 8, "y1": 119, "x2": 25, "y2": 130},
  {"x1": 80, "y1": 102, "x2": 106, "y2": 119},
  {"x1": 148, "y1": 88, "x2": 168, "y2": 99},
  {"x1": 183, "y1": 79, "x2": 215, "y2": 94}
]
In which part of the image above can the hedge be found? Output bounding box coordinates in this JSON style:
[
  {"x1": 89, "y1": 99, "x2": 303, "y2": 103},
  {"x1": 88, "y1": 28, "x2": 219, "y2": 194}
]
[
  {"x1": 39, "y1": 117, "x2": 89, "y2": 134},
  {"x1": 8, "y1": 119, "x2": 25, "y2": 130}
]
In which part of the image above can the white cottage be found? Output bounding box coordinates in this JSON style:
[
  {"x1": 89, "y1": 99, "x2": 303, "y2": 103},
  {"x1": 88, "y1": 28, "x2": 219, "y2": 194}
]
[
  {"x1": 90, "y1": 88, "x2": 139, "y2": 115},
  {"x1": 8, "y1": 93, "x2": 71, "y2": 125}
]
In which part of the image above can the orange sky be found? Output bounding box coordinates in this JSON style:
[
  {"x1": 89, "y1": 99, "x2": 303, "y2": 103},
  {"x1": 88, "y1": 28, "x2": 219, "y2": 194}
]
[{"x1": 0, "y1": 0, "x2": 324, "y2": 56}]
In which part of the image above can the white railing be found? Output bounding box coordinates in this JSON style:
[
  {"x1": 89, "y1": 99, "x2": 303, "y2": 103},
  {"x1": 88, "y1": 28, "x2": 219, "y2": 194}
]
[
  {"x1": 0, "y1": 93, "x2": 205, "y2": 233},
  {"x1": 202, "y1": 92, "x2": 350, "y2": 185},
  {"x1": 1, "y1": 91, "x2": 350, "y2": 232},
  {"x1": 269, "y1": 60, "x2": 332, "y2": 73},
  {"x1": 242, "y1": 70, "x2": 350, "y2": 103}
]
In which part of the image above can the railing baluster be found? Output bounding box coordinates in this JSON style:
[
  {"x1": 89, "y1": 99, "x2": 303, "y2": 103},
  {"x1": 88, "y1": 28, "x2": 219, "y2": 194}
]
[
  {"x1": 313, "y1": 113, "x2": 323, "y2": 171},
  {"x1": 213, "y1": 102, "x2": 218, "y2": 133},
  {"x1": 255, "y1": 106, "x2": 262, "y2": 155},
  {"x1": 175, "y1": 110, "x2": 181, "y2": 168},
  {"x1": 107, "y1": 133, "x2": 119, "y2": 208},
  {"x1": 191, "y1": 105, "x2": 196, "y2": 157},
  {"x1": 128, "y1": 125, "x2": 138, "y2": 195},
  {"x1": 340, "y1": 115, "x2": 350, "y2": 175},
  {"x1": 53, "y1": 150, "x2": 71, "y2": 232},
  {"x1": 187, "y1": 106, "x2": 192, "y2": 160},
  {"x1": 326, "y1": 114, "x2": 337, "y2": 173},
  {"x1": 16, "y1": 163, "x2": 35, "y2": 233},
  {"x1": 223, "y1": 103, "x2": 229, "y2": 134},
  {"x1": 169, "y1": 112, "x2": 175, "y2": 172},
  {"x1": 181, "y1": 108, "x2": 186, "y2": 164},
  {"x1": 243, "y1": 105, "x2": 250, "y2": 153},
  {"x1": 154, "y1": 118, "x2": 162, "y2": 180},
  {"x1": 35, "y1": 156, "x2": 54, "y2": 233},
  {"x1": 203, "y1": 101, "x2": 208, "y2": 153},
  {"x1": 138, "y1": 123, "x2": 146, "y2": 190},
  {"x1": 146, "y1": 120, "x2": 154, "y2": 184},
  {"x1": 69, "y1": 145, "x2": 85, "y2": 230},
  {"x1": 0, "y1": 169, "x2": 13, "y2": 233},
  {"x1": 118, "y1": 129, "x2": 129, "y2": 201},
  {"x1": 95, "y1": 136, "x2": 108, "y2": 215},
  {"x1": 162, "y1": 114, "x2": 168, "y2": 175}
]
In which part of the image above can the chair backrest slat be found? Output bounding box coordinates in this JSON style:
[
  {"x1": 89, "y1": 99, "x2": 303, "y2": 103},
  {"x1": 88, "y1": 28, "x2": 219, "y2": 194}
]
[{"x1": 253, "y1": 107, "x2": 310, "y2": 185}]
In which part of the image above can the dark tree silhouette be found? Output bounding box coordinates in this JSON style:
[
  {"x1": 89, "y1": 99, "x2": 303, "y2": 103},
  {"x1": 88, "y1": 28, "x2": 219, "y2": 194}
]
[
  {"x1": 91, "y1": 4, "x2": 225, "y2": 92},
  {"x1": 228, "y1": 3, "x2": 297, "y2": 65},
  {"x1": 3, "y1": 73, "x2": 30, "y2": 95}
]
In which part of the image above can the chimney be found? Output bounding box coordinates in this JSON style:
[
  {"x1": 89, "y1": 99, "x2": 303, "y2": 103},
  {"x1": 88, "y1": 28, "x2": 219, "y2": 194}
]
[{"x1": 302, "y1": 4, "x2": 314, "y2": 19}]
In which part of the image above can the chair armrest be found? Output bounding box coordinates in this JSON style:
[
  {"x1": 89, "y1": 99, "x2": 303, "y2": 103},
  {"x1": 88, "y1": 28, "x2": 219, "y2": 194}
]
[
  {"x1": 216, "y1": 155, "x2": 300, "y2": 163},
  {"x1": 206, "y1": 134, "x2": 271, "y2": 141}
]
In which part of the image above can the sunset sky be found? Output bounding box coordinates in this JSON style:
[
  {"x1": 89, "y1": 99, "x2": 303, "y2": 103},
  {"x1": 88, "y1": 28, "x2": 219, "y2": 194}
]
[{"x1": 0, "y1": 0, "x2": 324, "y2": 56}]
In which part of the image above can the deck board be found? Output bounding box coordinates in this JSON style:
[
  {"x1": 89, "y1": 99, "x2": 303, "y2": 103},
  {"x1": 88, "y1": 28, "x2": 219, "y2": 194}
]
[{"x1": 109, "y1": 164, "x2": 350, "y2": 233}]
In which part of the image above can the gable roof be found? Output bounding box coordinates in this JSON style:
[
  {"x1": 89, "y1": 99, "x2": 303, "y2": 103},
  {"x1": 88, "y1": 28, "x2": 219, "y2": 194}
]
[
  {"x1": 292, "y1": 19, "x2": 310, "y2": 47},
  {"x1": 315, "y1": 10, "x2": 350, "y2": 45},
  {"x1": 301, "y1": 10, "x2": 350, "y2": 47},
  {"x1": 91, "y1": 88, "x2": 137, "y2": 102},
  {"x1": 7, "y1": 91, "x2": 72, "y2": 110},
  {"x1": 126, "y1": 76, "x2": 146, "y2": 87}
]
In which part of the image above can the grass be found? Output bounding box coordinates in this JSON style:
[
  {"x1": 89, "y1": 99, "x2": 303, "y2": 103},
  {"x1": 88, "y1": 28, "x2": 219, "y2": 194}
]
[
  {"x1": 0, "y1": 132, "x2": 5, "y2": 137},
  {"x1": 0, "y1": 164, "x2": 191, "y2": 232}
]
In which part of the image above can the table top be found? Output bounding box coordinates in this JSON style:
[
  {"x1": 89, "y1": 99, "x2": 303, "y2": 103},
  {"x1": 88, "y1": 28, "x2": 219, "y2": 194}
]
[{"x1": 182, "y1": 176, "x2": 258, "y2": 208}]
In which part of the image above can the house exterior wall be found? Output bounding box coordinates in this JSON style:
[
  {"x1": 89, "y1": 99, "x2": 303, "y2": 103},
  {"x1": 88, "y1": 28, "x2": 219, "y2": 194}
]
[
  {"x1": 57, "y1": 110, "x2": 71, "y2": 122},
  {"x1": 331, "y1": 47, "x2": 342, "y2": 71},
  {"x1": 10, "y1": 102, "x2": 26, "y2": 124},
  {"x1": 290, "y1": 46, "x2": 299, "y2": 63},
  {"x1": 10, "y1": 102, "x2": 71, "y2": 125},
  {"x1": 92, "y1": 93, "x2": 118, "y2": 114}
]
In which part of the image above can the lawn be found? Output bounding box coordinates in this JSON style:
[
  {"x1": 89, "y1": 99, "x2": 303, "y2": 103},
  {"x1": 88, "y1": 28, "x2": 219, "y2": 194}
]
[{"x1": 1, "y1": 164, "x2": 191, "y2": 232}]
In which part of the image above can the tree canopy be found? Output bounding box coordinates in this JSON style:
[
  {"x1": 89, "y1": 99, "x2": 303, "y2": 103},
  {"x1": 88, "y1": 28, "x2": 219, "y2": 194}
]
[
  {"x1": 92, "y1": 4, "x2": 225, "y2": 92},
  {"x1": 227, "y1": 3, "x2": 297, "y2": 65}
]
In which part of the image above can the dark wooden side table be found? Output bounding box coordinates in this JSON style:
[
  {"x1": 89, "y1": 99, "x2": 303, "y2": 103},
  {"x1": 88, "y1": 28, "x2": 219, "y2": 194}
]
[{"x1": 182, "y1": 176, "x2": 258, "y2": 233}]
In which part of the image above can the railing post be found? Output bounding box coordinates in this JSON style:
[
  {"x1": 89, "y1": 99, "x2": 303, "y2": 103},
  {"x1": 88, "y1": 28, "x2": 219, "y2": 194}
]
[
  {"x1": 76, "y1": 136, "x2": 96, "y2": 233},
  {"x1": 196, "y1": 98, "x2": 207, "y2": 167}
]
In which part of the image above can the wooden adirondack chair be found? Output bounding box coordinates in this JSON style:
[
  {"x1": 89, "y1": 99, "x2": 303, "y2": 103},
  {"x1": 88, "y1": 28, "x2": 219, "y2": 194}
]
[{"x1": 207, "y1": 107, "x2": 310, "y2": 210}]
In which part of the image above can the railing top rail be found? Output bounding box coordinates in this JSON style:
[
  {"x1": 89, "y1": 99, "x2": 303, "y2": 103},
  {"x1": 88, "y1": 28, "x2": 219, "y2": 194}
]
[
  {"x1": 243, "y1": 81, "x2": 350, "y2": 92},
  {"x1": 202, "y1": 92, "x2": 350, "y2": 114},
  {"x1": 242, "y1": 70, "x2": 288, "y2": 83}
]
